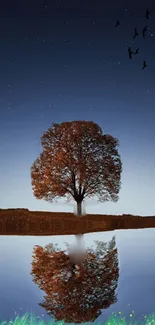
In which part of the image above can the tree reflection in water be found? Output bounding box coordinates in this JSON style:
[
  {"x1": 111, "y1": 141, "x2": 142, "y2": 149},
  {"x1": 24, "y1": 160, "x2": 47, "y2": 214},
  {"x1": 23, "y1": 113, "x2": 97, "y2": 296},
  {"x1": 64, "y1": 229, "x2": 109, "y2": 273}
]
[{"x1": 31, "y1": 236, "x2": 119, "y2": 324}]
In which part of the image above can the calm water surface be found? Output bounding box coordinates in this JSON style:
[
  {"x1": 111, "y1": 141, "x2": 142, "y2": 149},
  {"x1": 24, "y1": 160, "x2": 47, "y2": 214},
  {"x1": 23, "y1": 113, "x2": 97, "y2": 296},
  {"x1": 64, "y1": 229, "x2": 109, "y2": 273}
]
[{"x1": 0, "y1": 228, "x2": 155, "y2": 324}]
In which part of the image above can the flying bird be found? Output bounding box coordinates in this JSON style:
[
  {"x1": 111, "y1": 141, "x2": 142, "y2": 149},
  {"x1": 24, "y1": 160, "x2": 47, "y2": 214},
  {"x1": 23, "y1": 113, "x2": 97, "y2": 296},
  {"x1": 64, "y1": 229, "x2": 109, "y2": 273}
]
[
  {"x1": 128, "y1": 47, "x2": 133, "y2": 59},
  {"x1": 143, "y1": 25, "x2": 148, "y2": 37},
  {"x1": 142, "y1": 60, "x2": 148, "y2": 70},
  {"x1": 134, "y1": 47, "x2": 139, "y2": 54},
  {"x1": 146, "y1": 8, "x2": 150, "y2": 19},
  {"x1": 115, "y1": 20, "x2": 120, "y2": 27},
  {"x1": 133, "y1": 28, "x2": 139, "y2": 39}
]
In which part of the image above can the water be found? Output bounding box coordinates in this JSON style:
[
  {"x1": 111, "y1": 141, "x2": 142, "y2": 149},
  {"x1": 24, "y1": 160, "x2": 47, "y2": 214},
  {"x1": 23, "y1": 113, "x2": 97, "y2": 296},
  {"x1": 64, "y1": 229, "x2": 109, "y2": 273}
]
[{"x1": 0, "y1": 229, "x2": 155, "y2": 324}]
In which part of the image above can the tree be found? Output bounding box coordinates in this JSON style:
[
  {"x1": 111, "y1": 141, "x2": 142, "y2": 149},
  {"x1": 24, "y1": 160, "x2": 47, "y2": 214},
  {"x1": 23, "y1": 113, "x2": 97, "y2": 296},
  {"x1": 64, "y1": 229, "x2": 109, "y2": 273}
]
[
  {"x1": 31, "y1": 121, "x2": 122, "y2": 215},
  {"x1": 31, "y1": 236, "x2": 119, "y2": 323}
]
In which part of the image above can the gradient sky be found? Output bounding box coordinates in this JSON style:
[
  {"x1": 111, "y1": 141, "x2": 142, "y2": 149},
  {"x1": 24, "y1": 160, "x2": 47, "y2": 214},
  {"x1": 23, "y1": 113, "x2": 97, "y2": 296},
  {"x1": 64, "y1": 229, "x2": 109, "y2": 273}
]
[{"x1": 0, "y1": 0, "x2": 155, "y2": 215}]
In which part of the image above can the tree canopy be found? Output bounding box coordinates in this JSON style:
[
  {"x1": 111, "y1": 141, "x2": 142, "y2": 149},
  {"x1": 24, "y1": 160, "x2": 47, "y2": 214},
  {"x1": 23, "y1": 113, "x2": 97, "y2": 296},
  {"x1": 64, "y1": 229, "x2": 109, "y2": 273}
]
[{"x1": 31, "y1": 120, "x2": 122, "y2": 214}]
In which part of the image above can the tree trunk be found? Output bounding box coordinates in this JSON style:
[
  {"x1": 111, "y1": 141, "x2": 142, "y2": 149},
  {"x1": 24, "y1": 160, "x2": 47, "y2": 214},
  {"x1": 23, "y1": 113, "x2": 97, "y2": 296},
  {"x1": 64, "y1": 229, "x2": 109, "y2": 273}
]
[
  {"x1": 73, "y1": 200, "x2": 86, "y2": 216},
  {"x1": 77, "y1": 201, "x2": 82, "y2": 216}
]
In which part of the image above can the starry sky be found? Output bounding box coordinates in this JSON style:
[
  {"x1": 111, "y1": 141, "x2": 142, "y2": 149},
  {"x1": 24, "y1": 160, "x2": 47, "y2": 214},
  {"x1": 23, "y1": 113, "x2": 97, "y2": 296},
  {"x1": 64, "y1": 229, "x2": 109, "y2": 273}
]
[{"x1": 0, "y1": 0, "x2": 155, "y2": 216}]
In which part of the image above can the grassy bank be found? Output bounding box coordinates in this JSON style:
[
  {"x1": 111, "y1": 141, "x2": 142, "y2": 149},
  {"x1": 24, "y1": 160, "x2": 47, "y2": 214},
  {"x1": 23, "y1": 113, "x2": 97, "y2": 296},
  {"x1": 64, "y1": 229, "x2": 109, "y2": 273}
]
[
  {"x1": 1, "y1": 311, "x2": 155, "y2": 325},
  {"x1": 0, "y1": 209, "x2": 155, "y2": 235}
]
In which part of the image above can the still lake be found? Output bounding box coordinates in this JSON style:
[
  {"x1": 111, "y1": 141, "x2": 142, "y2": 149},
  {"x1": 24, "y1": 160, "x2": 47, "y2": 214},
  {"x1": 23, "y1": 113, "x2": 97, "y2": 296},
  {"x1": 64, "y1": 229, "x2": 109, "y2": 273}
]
[{"x1": 0, "y1": 228, "x2": 155, "y2": 324}]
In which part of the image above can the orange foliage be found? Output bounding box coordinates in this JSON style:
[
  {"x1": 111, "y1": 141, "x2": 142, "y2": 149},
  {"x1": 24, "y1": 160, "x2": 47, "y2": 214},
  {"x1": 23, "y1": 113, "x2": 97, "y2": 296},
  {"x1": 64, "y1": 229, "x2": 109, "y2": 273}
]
[{"x1": 31, "y1": 121, "x2": 122, "y2": 205}]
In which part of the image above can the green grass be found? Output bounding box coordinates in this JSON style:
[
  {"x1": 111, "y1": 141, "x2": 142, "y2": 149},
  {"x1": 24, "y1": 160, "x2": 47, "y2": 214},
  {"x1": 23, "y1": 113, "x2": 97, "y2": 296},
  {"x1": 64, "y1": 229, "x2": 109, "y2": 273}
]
[{"x1": 1, "y1": 311, "x2": 155, "y2": 325}]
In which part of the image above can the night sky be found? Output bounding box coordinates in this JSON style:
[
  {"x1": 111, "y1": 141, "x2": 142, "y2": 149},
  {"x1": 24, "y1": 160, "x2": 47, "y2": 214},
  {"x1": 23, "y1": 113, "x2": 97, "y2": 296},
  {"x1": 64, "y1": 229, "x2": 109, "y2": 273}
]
[{"x1": 1, "y1": 0, "x2": 155, "y2": 216}]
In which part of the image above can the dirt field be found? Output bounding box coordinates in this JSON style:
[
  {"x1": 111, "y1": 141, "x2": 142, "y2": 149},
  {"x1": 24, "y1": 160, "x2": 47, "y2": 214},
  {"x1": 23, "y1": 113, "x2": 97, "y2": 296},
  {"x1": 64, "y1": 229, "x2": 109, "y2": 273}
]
[{"x1": 0, "y1": 208, "x2": 155, "y2": 235}]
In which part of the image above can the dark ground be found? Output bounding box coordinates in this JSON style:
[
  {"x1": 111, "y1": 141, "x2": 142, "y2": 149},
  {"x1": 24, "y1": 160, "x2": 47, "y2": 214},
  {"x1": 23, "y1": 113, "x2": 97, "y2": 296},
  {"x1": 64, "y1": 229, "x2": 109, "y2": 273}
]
[{"x1": 0, "y1": 209, "x2": 155, "y2": 235}]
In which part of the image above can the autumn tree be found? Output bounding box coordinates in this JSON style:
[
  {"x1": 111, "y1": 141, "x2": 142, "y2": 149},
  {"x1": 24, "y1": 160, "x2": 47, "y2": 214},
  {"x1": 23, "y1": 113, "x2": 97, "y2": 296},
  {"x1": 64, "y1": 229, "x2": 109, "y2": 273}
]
[
  {"x1": 31, "y1": 121, "x2": 122, "y2": 215},
  {"x1": 31, "y1": 236, "x2": 119, "y2": 323}
]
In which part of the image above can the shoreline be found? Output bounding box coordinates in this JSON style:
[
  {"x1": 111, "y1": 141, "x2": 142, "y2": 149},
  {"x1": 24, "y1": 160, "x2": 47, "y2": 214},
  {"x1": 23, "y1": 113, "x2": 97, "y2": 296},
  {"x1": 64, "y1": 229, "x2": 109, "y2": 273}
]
[{"x1": 0, "y1": 209, "x2": 155, "y2": 235}]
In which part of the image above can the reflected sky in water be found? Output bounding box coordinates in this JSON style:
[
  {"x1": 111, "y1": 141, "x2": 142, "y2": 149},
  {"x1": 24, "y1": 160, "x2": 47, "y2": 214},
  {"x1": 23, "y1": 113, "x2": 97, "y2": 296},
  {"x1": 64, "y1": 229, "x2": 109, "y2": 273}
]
[{"x1": 0, "y1": 229, "x2": 155, "y2": 324}]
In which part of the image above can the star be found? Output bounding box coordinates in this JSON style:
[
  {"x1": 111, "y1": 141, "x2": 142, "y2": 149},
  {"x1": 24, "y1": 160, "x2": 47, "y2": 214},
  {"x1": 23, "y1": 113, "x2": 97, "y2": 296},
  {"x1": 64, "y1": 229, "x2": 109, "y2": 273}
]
[{"x1": 8, "y1": 84, "x2": 12, "y2": 93}]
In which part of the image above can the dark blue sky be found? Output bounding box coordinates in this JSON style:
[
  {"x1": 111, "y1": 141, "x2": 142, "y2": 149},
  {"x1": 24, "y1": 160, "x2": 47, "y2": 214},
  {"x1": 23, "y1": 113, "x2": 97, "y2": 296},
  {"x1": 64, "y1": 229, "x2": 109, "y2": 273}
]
[{"x1": 0, "y1": 0, "x2": 155, "y2": 215}]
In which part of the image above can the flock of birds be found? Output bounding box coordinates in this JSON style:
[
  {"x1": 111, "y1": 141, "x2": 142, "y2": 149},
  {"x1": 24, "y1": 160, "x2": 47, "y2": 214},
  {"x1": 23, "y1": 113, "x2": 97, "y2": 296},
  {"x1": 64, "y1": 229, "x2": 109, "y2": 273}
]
[{"x1": 115, "y1": 8, "x2": 151, "y2": 70}]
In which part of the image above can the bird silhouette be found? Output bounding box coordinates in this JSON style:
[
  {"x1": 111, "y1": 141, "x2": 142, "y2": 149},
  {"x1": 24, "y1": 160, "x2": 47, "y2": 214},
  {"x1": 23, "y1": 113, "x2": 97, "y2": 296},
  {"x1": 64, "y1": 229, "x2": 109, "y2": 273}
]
[
  {"x1": 146, "y1": 8, "x2": 150, "y2": 19},
  {"x1": 142, "y1": 60, "x2": 148, "y2": 70},
  {"x1": 115, "y1": 20, "x2": 120, "y2": 27},
  {"x1": 133, "y1": 28, "x2": 139, "y2": 39},
  {"x1": 133, "y1": 47, "x2": 139, "y2": 54},
  {"x1": 128, "y1": 47, "x2": 133, "y2": 59},
  {"x1": 143, "y1": 25, "x2": 148, "y2": 37}
]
